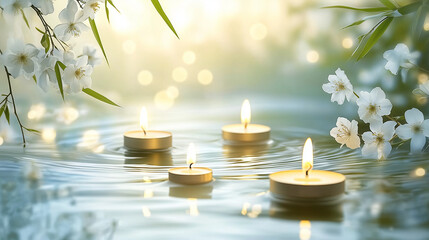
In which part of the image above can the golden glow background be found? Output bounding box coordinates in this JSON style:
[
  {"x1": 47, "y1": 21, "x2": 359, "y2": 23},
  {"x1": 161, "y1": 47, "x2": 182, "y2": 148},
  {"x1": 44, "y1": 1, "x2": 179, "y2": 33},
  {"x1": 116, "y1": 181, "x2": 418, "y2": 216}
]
[{"x1": 0, "y1": 0, "x2": 425, "y2": 111}]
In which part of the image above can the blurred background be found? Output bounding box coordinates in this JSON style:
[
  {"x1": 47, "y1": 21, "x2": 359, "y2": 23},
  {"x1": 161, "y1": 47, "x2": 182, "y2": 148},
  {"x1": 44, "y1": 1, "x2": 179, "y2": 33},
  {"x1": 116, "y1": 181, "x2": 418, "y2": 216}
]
[{"x1": 0, "y1": 0, "x2": 428, "y2": 140}]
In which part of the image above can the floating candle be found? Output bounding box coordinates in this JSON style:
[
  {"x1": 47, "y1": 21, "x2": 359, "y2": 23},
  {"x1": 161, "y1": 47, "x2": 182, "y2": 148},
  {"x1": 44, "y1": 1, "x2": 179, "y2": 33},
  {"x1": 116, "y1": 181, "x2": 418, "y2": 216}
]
[
  {"x1": 270, "y1": 138, "x2": 345, "y2": 204},
  {"x1": 169, "y1": 143, "x2": 213, "y2": 185},
  {"x1": 123, "y1": 107, "x2": 172, "y2": 150},
  {"x1": 222, "y1": 99, "x2": 270, "y2": 143}
]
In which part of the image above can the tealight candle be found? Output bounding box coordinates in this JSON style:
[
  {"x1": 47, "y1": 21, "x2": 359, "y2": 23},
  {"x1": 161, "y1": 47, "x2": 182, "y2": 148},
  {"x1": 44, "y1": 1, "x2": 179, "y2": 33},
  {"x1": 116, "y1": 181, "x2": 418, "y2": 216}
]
[
  {"x1": 169, "y1": 143, "x2": 213, "y2": 185},
  {"x1": 222, "y1": 99, "x2": 270, "y2": 143},
  {"x1": 124, "y1": 107, "x2": 172, "y2": 150},
  {"x1": 270, "y1": 138, "x2": 345, "y2": 204}
]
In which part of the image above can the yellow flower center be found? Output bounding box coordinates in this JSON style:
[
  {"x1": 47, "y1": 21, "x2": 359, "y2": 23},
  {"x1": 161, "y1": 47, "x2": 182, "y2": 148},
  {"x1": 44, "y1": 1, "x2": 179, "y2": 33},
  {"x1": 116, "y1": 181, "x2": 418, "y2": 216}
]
[
  {"x1": 74, "y1": 68, "x2": 85, "y2": 80},
  {"x1": 18, "y1": 54, "x2": 28, "y2": 64},
  {"x1": 90, "y1": 2, "x2": 100, "y2": 12},
  {"x1": 368, "y1": 104, "x2": 377, "y2": 114}
]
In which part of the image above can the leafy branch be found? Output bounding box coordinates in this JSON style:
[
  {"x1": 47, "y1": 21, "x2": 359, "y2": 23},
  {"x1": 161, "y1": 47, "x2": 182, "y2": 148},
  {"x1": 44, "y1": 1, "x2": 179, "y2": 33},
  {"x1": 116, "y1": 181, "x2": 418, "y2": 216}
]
[
  {"x1": 324, "y1": 0, "x2": 427, "y2": 60},
  {"x1": 0, "y1": 50, "x2": 40, "y2": 146}
]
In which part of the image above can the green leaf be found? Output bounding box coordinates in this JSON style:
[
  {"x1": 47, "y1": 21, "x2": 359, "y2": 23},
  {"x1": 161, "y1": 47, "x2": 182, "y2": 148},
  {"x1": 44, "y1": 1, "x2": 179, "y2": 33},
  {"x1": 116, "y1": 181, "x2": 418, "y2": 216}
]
[
  {"x1": 4, "y1": 105, "x2": 10, "y2": 124},
  {"x1": 41, "y1": 33, "x2": 50, "y2": 53},
  {"x1": 82, "y1": 88, "x2": 120, "y2": 107},
  {"x1": 322, "y1": 5, "x2": 390, "y2": 12},
  {"x1": 342, "y1": 19, "x2": 365, "y2": 29},
  {"x1": 24, "y1": 127, "x2": 41, "y2": 135},
  {"x1": 151, "y1": 0, "x2": 179, "y2": 39},
  {"x1": 357, "y1": 17, "x2": 393, "y2": 60},
  {"x1": 378, "y1": 0, "x2": 397, "y2": 10},
  {"x1": 398, "y1": 2, "x2": 421, "y2": 15},
  {"x1": 88, "y1": 18, "x2": 109, "y2": 65},
  {"x1": 57, "y1": 61, "x2": 66, "y2": 70},
  {"x1": 35, "y1": 27, "x2": 44, "y2": 34},
  {"x1": 107, "y1": 0, "x2": 120, "y2": 12},
  {"x1": 32, "y1": 75, "x2": 37, "y2": 83},
  {"x1": 20, "y1": 9, "x2": 30, "y2": 28},
  {"x1": 54, "y1": 61, "x2": 65, "y2": 101},
  {"x1": 105, "y1": 0, "x2": 110, "y2": 23},
  {"x1": 0, "y1": 104, "x2": 5, "y2": 118}
]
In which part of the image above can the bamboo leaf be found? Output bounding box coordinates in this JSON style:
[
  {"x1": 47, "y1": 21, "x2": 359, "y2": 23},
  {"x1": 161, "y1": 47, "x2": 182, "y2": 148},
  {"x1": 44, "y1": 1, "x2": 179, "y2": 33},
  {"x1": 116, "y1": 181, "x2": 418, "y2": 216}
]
[
  {"x1": 0, "y1": 104, "x2": 5, "y2": 118},
  {"x1": 342, "y1": 19, "x2": 365, "y2": 29},
  {"x1": 24, "y1": 127, "x2": 41, "y2": 134},
  {"x1": 151, "y1": 0, "x2": 179, "y2": 39},
  {"x1": 89, "y1": 18, "x2": 109, "y2": 65},
  {"x1": 20, "y1": 9, "x2": 30, "y2": 28},
  {"x1": 4, "y1": 105, "x2": 10, "y2": 124},
  {"x1": 57, "y1": 61, "x2": 66, "y2": 70},
  {"x1": 378, "y1": 0, "x2": 397, "y2": 10},
  {"x1": 323, "y1": 5, "x2": 390, "y2": 12},
  {"x1": 35, "y1": 27, "x2": 44, "y2": 34},
  {"x1": 105, "y1": 0, "x2": 110, "y2": 23},
  {"x1": 82, "y1": 88, "x2": 120, "y2": 107},
  {"x1": 54, "y1": 61, "x2": 65, "y2": 101},
  {"x1": 357, "y1": 17, "x2": 393, "y2": 60},
  {"x1": 107, "y1": 0, "x2": 120, "y2": 12},
  {"x1": 398, "y1": 2, "x2": 421, "y2": 15}
]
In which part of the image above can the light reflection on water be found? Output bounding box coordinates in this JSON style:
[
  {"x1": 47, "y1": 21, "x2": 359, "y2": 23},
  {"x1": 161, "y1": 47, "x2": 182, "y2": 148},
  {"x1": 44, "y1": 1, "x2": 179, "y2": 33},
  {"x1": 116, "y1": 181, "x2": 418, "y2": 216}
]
[{"x1": 0, "y1": 98, "x2": 429, "y2": 240}]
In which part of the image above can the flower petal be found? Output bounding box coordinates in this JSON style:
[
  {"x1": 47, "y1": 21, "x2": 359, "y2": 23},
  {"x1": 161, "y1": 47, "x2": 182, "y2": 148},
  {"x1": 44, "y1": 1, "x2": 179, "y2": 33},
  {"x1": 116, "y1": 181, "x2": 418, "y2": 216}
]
[
  {"x1": 378, "y1": 142, "x2": 392, "y2": 160},
  {"x1": 410, "y1": 134, "x2": 426, "y2": 153},
  {"x1": 422, "y1": 120, "x2": 429, "y2": 137},
  {"x1": 381, "y1": 121, "x2": 397, "y2": 140},
  {"x1": 404, "y1": 108, "x2": 424, "y2": 125},
  {"x1": 362, "y1": 142, "x2": 377, "y2": 158},
  {"x1": 396, "y1": 124, "x2": 412, "y2": 140},
  {"x1": 346, "y1": 134, "x2": 360, "y2": 149}
]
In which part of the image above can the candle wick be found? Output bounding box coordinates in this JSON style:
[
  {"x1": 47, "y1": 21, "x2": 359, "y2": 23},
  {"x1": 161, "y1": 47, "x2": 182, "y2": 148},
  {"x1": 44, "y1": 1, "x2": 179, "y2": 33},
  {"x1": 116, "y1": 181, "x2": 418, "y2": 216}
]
[
  {"x1": 244, "y1": 122, "x2": 248, "y2": 130},
  {"x1": 142, "y1": 128, "x2": 147, "y2": 136},
  {"x1": 305, "y1": 164, "x2": 312, "y2": 177},
  {"x1": 189, "y1": 162, "x2": 193, "y2": 170}
]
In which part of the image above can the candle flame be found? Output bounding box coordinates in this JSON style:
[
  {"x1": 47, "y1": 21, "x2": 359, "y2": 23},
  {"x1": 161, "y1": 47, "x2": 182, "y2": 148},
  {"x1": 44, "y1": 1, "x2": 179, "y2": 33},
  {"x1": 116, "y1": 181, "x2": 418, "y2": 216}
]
[
  {"x1": 302, "y1": 138, "x2": 313, "y2": 175},
  {"x1": 140, "y1": 107, "x2": 148, "y2": 134},
  {"x1": 187, "y1": 143, "x2": 196, "y2": 167},
  {"x1": 241, "y1": 99, "x2": 251, "y2": 129}
]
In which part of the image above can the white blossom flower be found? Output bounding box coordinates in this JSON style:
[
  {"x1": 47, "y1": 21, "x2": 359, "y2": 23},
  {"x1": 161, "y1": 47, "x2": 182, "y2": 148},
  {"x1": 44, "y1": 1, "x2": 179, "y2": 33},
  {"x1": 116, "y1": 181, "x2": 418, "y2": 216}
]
[
  {"x1": 54, "y1": 0, "x2": 88, "y2": 41},
  {"x1": 82, "y1": 46, "x2": 101, "y2": 66},
  {"x1": 419, "y1": 81, "x2": 429, "y2": 96},
  {"x1": 357, "y1": 87, "x2": 392, "y2": 124},
  {"x1": 63, "y1": 56, "x2": 93, "y2": 93},
  {"x1": 35, "y1": 50, "x2": 58, "y2": 92},
  {"x1": 82, "y1": 0, "x2": 103, "y2": 20},
  {"x1": 362, "y1": 121, "x2": 396, "y2": 160},
  {"x1": 330, "y1": 117, "x2": 360, "y2": 149},
  {"x1": 0, "y1": 0, "x2": 31, "y2": 15},
  {"x1": 322, "y1": 68, "x2": 354, "y2": 105},
  {"x1": 31, "y1": 0, "x2": 54, "y2": 15},
  {"x1": 383, "y1": 43, "x2": 420, "y2": 75},
  {"x1": 1, "y1": 39, "x2": 38, "y2": 78},
  {"x1": 395, "y1": 108, "x2": 429, "y2": 153},
  {"x1": 23, "y1": 161, "x2": 43, "y2": 181}
]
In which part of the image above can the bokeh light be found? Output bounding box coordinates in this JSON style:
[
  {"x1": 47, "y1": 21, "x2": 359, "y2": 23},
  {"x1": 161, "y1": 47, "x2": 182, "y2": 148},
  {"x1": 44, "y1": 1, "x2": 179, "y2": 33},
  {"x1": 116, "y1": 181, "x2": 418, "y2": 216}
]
[
  {"x1": 306, "y1": 50, "x2": 319, "y2": 63},
  {"x1": 183, "y1": 51, "x2": 196, "y2": 65},
  {"x1": 142, "y1": 206, "x2": 151, "y2": 217},
  {"x1": 166, "y1": 86, "x2": 179, "y2": 99},
  {"x1": 154, "y1": 90, "x2": 175, "y2": 109},
  {"x1": 28, "y1": 104, "x2": 46, "y2": 120},
  {"x1": 197, "y1": 69, "x2": 213, "y2": 85},
  {"x1": 300, "y1": 220, "x2": 311, "y2": 240},
  {"x1": 415, "y1": 167, "x2": 426, "y2": 177},
  {"x1": 138, "y1": 70, "x2": 153, "y2": 86},
  {"x1": 58, "y1": 106, "x2": 79, "y2": 125},
  {"x1": 172, "y1": 67, "x2": 188, "y2": 82},
  {"x1": 249, "y1": 23, "x2": 268, "y2": 40},
  {"x1": 342, "y1": 37, "x2": 353, "y2": 49},
  {"x1": 42, "y1": 128, "x2": 56, "y2": 143},
  {"x1": 0, "y1": 136, "x2": 3, "y2": 146}
]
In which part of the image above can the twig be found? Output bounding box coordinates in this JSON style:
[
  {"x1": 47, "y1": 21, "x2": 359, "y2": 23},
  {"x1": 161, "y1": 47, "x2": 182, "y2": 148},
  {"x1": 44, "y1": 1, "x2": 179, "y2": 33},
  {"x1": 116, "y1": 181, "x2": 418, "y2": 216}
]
[
  {"x1": 31, "y1": 5, "x2": 66, "y2": 52},
  {"x1": 0, "y1": 50, "x2": 27, "y2": 146},
  {"x1": 385, "y1": 115, "x2": 402, "y2": 125}
]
